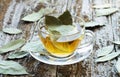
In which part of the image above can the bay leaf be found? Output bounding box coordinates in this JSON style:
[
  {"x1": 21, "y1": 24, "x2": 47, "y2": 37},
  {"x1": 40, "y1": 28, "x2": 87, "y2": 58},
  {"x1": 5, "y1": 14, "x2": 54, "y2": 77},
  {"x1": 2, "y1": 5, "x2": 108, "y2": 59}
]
[
  {"x1": 45, "y1": 15, "x2": 62, "y2": 26},
  {"x1": 22, "y1": 8, "x2": 54, "y2": 22},
  {"x1": 3, "y1": 28, "x2": 22, "y2": 34},
  {"x1": 8, "y1": 51, "x2": 29, "y2": 59},
  {"x1": 22, "y1": 12, "x2": 41, "y2": 22},
  {"x1": 58, "y1": 10, "x2": 72, "y2": 25},
  {"x1": 0, "y1": 39, "x2": 25, "y2": 54},
  {"x1": 92, "y1": 4, "x2": 112, "y2": 9},
  {"x1": 21, "y1": 40, "x2": 44, "y2": 52},
  {"x1": 97, "y1": 45, "x2": 114, "y2": 57},
  {"x1": 96, "y1": 8, "x2": 118, "y2": 16},
  {"x1": 39, "y1": 0, "x2": 48, "y2": 3},
  {"x1": 84, "y1": 21, "x2": 105, "y2": 27},
  {"x1": 115, "y1": 58, "x2": 120, "y2": 74},
  {"x1": 0, "y1": 60, "x2": 28, "y2": 75},
  {"x1": 49, "y1": 25, "x2": 76, "y2": 35},
  {"x1": 111, "y1": 41, "x2": 120, "y2": 45},
  {"x1": 96, "y1": 51, "x2": 120, "y2": 62}
]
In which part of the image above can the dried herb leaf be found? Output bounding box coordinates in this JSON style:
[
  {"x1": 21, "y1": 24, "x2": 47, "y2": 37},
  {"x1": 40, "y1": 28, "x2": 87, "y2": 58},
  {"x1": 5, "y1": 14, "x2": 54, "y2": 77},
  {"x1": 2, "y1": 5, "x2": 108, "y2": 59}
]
[
  {"x1": 3, "y1": 28, "x2": 22, "y2": 34},
  {"x1": 96, "y1": 51, "x2": 120, "y2": 62},
  {"x1": 92, "y1": 4, "x2": 112, "y2": 9},
  {"x1": 115, "y1": 58, "x2": 120, "y2": 74},
  {"x1": 22, "y1": 8, "x2": 54, "y2": 22},
  {"x1": 0, "y1": 60, "x2": 28, "y2": 75},
  {"x1": 85, "y1": 21, "x2": 105, "y2": 27},
  {"x1": 96, "y1": 8, "x2": 118, "y2": 16},
  {"x1": 21, "y1": 40, "x2": 44, "y2": 52},
  {"x1": 0, "y1": 39, "x2": 25, "y2": 54},
  {"x1": 39, "y1": 0, "x2": 48, "y2": 3},
  {"x1": 97, "y1": 45, "x2": 114, "y2": 57},
  {"x1": 22, "y1": 12, "x2": 41, "y2": 22},
  {"x1": 49, "y1": 25, "x2": 76, "y2": 35},
  {"x1": 111, "y1": 41, "x2": 120, "y2": 45},
  {"x1": 8, "y1": 51, "x2": 29, "y2": 59},
  {"x1": 45, "y1": 15, "x2": 62, "y2": 27},
  {"x1": 58, "y1": 10, "x2": 72, "y2": 25}
]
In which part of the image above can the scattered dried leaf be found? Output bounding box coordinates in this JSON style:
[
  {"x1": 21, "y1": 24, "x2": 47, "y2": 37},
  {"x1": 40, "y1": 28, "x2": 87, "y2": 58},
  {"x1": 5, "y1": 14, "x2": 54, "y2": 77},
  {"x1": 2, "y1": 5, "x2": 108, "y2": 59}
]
[
  {"x1": 3, "y1": 28, "x2": 22, "y2": 34},
  {"x1": 111, "y1": 41, "x2": 120, "y2": 45},
  {"x1": 96, "y1": 51, "x2": 120, "y2": 62},
  {"x1": 8, "y1": 51, "x2": 29, "y2": 59},
  {"x1": 96, "y1": 8, "x2": 118, "y2": 16},
  {"x1": 0, "y1": 60, "x2": 28, "y2": 75},
  {"x1": 21, "y1": 40, "x2": 44, "y2": 52},
  {"x1": 84, "y1": 21, "x2": 105, "y2": 27},
  {"x1": 0, "y1": 39, "x2": 25, "y2": 54},
  {"x1": 22, "y1": 8, "x2": 54, "y2": 22},
  {"x1": 97, "y1": 45, "x2": 114, "y2": 57},
  {"x1": 92, "y1": 4, "x2": 112, "y2": 9}
]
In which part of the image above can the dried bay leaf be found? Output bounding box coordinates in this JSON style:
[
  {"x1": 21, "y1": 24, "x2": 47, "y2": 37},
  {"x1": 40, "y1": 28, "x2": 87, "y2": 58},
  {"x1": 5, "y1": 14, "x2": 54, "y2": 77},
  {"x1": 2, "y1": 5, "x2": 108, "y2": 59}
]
[
  {"x1": 21, "y1": 40, "x2": 44, "y2": 52},
  {"x1": 22, "y1": 8, "x2": 54, "y2": 22},
  {"x1": 115, "y1": 58, "x2": 120, "y2": 74},
  {"x1": 97, "y1": 45, "x2": 114, "y2": 57},
  {"x1": 39, "y1": 0, "x2": 48, "y2": 3},
  {"x1": 96, "y1": 8, "x2": 118, "y2": 16},
  {"x1": 58, "y1": 10, "x2": 72, "y2": 25},
  {"x1": 0, "y1": 39, "x2": 25, "y2": 54},
  {"x1": 0, "y1": 60, "x2": 28, "y2": 75},
  {"x1": 22, "y1": 12, "x2": 41, "y2": 22},
  {"x1": 3, "y1": 28, "x2": 22, "y2": 34},
  {"x1": 8, "y1": 51, "x2": 29, "y2": 59},
  {"x1": 92, "y1": 4, "x2": 112, "y2": 9},
  {"x1": 49, "y1": 25, "x2": 76, "y2": 36},
  {"x1": 96, "y1": 51, "x2": 120, "y2": 62},
  {"x1": 45, "y1": 15, "x2": 62, "y2": 27},
  {"x1": 111, "y1": 41, "x2": 120, "y2": 45},
  {"x1": 84, "y1": 21, "x2": 105, "y2": 27}
]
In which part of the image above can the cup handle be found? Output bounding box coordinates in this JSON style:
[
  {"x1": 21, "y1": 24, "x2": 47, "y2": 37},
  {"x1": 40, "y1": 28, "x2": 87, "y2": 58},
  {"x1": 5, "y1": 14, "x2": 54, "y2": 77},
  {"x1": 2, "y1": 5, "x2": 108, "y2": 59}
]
[{"x1": 76, "y1": 30, "x2": 95, "y2": 55}]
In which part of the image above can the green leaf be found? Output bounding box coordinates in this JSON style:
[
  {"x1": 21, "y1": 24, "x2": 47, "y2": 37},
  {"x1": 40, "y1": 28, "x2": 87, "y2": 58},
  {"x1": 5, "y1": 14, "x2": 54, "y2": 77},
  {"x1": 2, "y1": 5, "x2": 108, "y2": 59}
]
[
  {"x1": 96, "y1": 8, "x2": 118, "y2": 16},
  {"x1": 0, "y1": 60, "x2": 28, "y2": 75},
  {"x1": 22, "y1": 8, "x2": 54, "y2": 22},
  {"x1": 111, "y1": 41, "x2": 120, "y2": 45},
  {"x1": 0, "y1": 39, "x2": 25, "y2": 54},
  {"x1": 92, "y1": 4, "x2": 112, "y2": 9},
  {"x1": 58, "y1": 10, "x2": 72, "y2": 25},
  {"x1": 45, "y1": 15, "x2": 62, "y2": 27},
  {"x1": 21, "y1": 40, "x2": 44, "y2": 52},
  {"x1": 96, "y1": 51, "x2": 120, "y2": 62},
  {"x1": 84, "y1": 21, "x2": 105, "y2": 27},
  {"x1": 97, "y1": 45, "x2": 114, "y2": 57},
  {"x1": 22, "y1": 12, "x2": 41, "y2": 22},
  {"x1": 115, "y1": 58, "x2": 120, "y2": 74},
  {"x1": 39, "y1": 0, "x2": 48, "y2": 3},
  {"x1": 49, "y1": 25, "x2": 76, "y2": 35},
  {"x1": 3, "y1": 28, "x2": 22, "y2": 34},
  {"x1": 8, "y1": 51, "x2": 29, "y2": 59}
]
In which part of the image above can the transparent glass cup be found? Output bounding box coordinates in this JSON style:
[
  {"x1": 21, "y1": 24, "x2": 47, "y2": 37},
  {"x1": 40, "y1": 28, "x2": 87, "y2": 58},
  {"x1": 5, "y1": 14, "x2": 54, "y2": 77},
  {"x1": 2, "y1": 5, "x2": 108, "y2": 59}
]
[{"x1": 38, "y1": 16, "x2": 94, "y2": 60}]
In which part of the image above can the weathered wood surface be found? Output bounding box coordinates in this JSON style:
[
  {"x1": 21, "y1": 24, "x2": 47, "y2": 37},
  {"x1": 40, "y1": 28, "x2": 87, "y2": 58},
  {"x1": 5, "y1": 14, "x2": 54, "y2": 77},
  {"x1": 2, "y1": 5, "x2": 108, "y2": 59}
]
[{"x1": 0, "y1": 0, "x2": 120, "y2": 77}]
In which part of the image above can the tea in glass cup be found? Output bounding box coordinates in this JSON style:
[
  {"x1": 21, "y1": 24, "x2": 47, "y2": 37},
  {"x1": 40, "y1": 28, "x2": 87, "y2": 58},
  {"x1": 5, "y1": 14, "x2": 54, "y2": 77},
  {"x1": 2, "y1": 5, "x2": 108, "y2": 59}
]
[{"x1": 38, "y1": 10, "x2": 85, "y2": 58}]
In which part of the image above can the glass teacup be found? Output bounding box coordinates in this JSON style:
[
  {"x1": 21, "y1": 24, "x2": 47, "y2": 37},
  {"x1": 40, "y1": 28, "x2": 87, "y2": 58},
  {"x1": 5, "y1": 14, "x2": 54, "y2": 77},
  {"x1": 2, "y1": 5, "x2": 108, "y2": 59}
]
[{"x1": 38, "y1": 16, "x2": 91, "y2": 59}]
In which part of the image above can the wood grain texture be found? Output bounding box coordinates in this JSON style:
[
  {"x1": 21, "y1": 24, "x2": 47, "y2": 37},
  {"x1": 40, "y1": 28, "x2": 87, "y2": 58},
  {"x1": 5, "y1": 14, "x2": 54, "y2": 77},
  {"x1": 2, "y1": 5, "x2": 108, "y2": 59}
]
[{"x1": 0, "y1": 0, "x2": 120, "y2": 77}]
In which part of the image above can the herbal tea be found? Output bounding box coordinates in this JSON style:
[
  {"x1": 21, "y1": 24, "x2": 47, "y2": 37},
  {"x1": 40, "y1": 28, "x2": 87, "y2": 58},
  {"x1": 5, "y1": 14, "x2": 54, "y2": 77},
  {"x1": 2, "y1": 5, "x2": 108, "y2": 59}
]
[
  {"x1": 38, "y1": 10, "x2": 85, "y2": 58},
  {"x1": 39, "y1": 35, "x2": 84, "y2": 57}
]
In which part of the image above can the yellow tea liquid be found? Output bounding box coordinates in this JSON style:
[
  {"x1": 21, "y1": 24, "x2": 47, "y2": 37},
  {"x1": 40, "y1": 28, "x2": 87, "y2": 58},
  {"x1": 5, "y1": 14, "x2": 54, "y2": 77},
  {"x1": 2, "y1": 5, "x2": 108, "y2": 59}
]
[{"x1": 40, "y1": 35, "x2": 84, "y2": 57}]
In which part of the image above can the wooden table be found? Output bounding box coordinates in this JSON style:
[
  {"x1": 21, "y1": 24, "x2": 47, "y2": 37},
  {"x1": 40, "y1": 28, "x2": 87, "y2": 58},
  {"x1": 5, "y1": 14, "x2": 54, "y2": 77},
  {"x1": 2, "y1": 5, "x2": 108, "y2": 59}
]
[{"x1": 0, "y1": 0, "x2": 120, "y2": 77}]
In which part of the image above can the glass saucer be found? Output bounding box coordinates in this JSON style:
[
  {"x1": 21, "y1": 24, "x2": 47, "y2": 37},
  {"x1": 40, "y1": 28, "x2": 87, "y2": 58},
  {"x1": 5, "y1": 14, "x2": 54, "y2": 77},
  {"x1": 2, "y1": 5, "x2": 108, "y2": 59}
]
[{"x1": 29, "y1": 30, "x2": 95, "y2": 65}]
